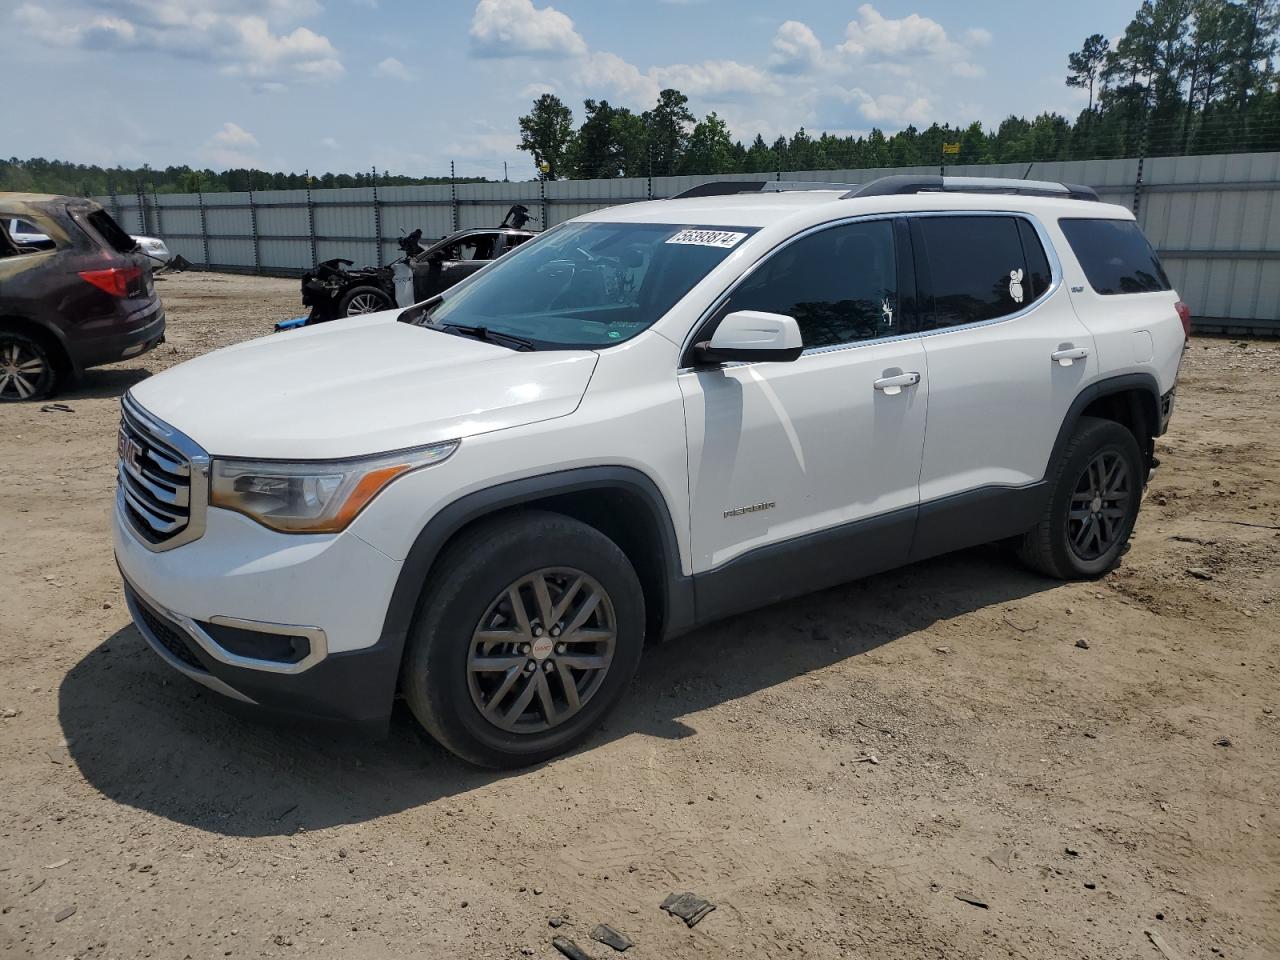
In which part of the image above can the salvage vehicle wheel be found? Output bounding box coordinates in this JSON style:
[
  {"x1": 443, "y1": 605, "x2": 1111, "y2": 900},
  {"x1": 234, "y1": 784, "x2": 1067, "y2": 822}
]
[
  {"x1": 0, "y1": 331, "x2": 57, "y2": 402},
  {"x1": 337, "y1": 285, "x2": 392, "y2": 317},
  {"x1": 403, "y1": 511, "x2": 645, "y2": 768},
  {"x1": 1017, "y1": 416, "x2": 1143, "y2": 580}
]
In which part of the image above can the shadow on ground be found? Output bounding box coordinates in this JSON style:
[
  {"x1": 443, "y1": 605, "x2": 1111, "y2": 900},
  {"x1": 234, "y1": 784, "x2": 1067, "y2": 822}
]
[
  {"x1": 61, "y1": 367, "x2": 151, "y2": 401},
  {"x1": 59, "y1": 545, "x2": 1051, "y2": 837}
]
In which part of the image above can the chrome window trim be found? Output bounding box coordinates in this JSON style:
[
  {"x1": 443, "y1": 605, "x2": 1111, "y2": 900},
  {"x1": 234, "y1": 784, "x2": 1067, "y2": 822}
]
[
  {"x1": 676, "y1": 209, "x2": 1062, "y2": 371},
  {"x1": 119, "y1": 393, "x2": 209, "y2": 552}
]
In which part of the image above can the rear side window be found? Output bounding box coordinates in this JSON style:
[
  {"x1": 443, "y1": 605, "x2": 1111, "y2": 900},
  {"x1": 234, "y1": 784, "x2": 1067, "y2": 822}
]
[
  {"x1": 1058, "y1": 218, "x2": 1170, "y2": 295},
  {"x1": 86, "y1": 209, "x2": 138, "y2": 254},
  {"x1": 913, "y1": 215, "x2": 1051, "y2": 330},
  {"x1": 722, "y1": 219, "x2": 899, "y2": 348}
]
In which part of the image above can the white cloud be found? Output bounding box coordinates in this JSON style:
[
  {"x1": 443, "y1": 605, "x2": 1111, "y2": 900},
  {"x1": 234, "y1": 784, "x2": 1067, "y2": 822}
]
[
  {"x1": 575, "y1": 52, "x2": 779, "y2": 105},
  {"x1": 469, "y1": 0, "x2": 587, "y2": 59},
  {"x1": 320, "y1": 136, "x2": 340, "y2": 149},
  {"x1": 12, "y1": 0, "x2": 343, "y2": 86},
  {"x1": 836, "y1": 4, "x2": 984, "y2": 77},
  {"x1": 654, "y1": 60, "x2": 780, "y2": 99},
  {"x1": 834, "y1": 88, "x2": 933, "y2": 126},
  {"x1": 211, "y1": 121, "x2": 259, "y2": 147},
  {"x1": 770, "y1": 20, "x2": 823, "y2": 74},
  {"x1": 575, "y1": 52, "x2": 659, "y2": 103},
  {"x1": 373, "y1": 56, "x2": 413, "y2": 81},
  {"x1": 519, "y1": 81, "x2": 558, "y2": 98}
]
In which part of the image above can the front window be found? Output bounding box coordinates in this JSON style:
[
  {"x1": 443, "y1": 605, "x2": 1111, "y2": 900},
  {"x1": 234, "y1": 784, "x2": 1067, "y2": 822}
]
[{"x1": 411, "y1": 221, "x2": 757, "y2": 349}]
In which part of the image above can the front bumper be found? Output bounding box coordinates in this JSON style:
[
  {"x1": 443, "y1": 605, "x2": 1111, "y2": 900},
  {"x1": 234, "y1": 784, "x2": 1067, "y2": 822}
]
[{"x1": 114, "y1": 495, "x2": 407, "y2": 734}]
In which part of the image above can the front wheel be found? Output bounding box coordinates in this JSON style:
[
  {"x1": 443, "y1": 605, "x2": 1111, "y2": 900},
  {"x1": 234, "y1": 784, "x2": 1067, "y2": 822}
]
[
  {"x1": 337, "y1": 285, "x2": 391, "y2": 317},
  {"x1": 1017, "y1": 416, "x2": 1144, "y2": 580},
  {"x1": 402, "y1": 511, "x2": 645, "y2": 768}
]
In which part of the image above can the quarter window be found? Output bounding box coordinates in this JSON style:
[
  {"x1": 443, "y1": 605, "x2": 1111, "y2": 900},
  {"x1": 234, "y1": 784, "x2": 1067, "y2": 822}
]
[
  {"x1": 722, "y1": 219, "x2": 899, "y2": 349},
  {"x1": 914, "y1": 215, "x2": 1050, "y2": 330},
  {"x1": 1058, "y1": 218, "x2": 1170, "y2": 295}
]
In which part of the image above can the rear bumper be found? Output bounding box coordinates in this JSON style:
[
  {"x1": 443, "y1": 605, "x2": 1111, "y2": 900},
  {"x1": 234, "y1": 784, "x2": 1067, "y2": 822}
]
[{"x1": 70, "y1": 302, "x2": 165, "y2": 370}]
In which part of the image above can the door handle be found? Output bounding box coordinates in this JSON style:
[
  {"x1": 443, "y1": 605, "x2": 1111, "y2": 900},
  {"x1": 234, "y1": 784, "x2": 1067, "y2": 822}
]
[
  {"x1": 873, "y1": 372, "x2": 920, "y2": 395},
  {"x1": 1051, "y1": 347, "x2": 1090, "y2": 366}
]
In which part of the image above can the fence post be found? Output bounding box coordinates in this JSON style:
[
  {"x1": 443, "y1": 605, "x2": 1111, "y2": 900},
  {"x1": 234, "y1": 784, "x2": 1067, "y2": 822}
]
[
  {"x1": 135, "y1": 181, "x2": 148, "y2": 235},
  {"x1": 196, "y1": 185, "x2": 209, "y2": 268},
  {"x1": 108, "y1": 184, "x2": 121, "y2": 225},
  {"x1": 539, "y1": 177, "x2": 547, "y2": 230},
  {"x1": 450, "y1": 161, "x2": 459, "y2": 232},
  {"x1": 248, "y1": 187, "x2": 261, "y2": 275},
  {"x1": 1132, "y1": 113, "x2": 1150, "y2": 219},
  {"x1": 151, "y1": 182, "x2": 163, "y2": 244},
  {"x1": 372, "y1": 166, "x2": 383, "y2": 267},
  {"x1": 305, "y1": 169, "x2": 318, "y2": 268}
]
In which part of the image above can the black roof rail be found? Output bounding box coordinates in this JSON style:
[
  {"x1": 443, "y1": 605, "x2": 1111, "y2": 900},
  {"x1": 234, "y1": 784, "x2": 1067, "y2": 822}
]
[
  {"x1": 842, "y1": 175, "x2": 1099, "y2": 202},
  {"x1": 670, "y1": 180, "x2": 858, "y2": 200}
]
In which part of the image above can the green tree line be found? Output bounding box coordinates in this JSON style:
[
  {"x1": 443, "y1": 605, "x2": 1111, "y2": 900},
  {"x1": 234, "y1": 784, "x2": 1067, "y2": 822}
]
[
  {"x1": 0, "y1": 160, "x2": 485, "y2": 197},
  {"x1": 518, "y1": 0, "x2": 1280, "y2": 178}
]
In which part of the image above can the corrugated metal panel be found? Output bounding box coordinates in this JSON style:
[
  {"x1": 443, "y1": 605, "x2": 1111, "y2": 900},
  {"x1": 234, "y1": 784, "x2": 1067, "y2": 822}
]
[{"x1": 88, "y1": 152, "x2": 1280, "y2": 328}]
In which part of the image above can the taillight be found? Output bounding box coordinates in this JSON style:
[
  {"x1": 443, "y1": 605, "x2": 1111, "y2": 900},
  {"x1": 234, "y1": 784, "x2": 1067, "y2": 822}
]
[
  {"x1": 79, "y1": 265, "x2": 142, "y2": 298},
  {"x1": 1175, "y1": 301, "x2": 1192, "y2": 341}
]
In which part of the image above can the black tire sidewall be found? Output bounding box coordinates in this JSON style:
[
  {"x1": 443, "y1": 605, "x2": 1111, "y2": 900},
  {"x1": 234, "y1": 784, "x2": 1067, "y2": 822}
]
[
  {"x1": 0, "y1": 331, "x2": 57, "y2": 402},
  {"x1": 338, "y1": 285, "x2": 391, "y2": 317},
  {"x1": 1048, "y1": 420, "x2": 1143, "y2": 578},
  {"x1": 404, "y1": 513, "x2": 645, "y2": 767}
]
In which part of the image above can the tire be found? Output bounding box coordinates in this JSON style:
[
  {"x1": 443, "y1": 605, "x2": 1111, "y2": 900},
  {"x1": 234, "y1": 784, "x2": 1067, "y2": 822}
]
[
  {"x1": 336, "y1": 285, "x2": 391, "y2": 317},
  {"x1": 1017, "y1": 416, "x2": 1144, "y2": 580},
  {"x1": 402, "y1": 510, "x2": 645, "y2": 768},
  {"x1": 0, "y1": 330, "x2": 58, "y2": 402}
]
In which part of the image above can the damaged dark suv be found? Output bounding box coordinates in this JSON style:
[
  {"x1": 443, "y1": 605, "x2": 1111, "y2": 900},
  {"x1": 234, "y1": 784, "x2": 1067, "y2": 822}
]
[
  {"x1": 299, "y1": 207, "x2": 538, "y2": 324},
  {"x1": 0, "y1": 193, "x2": 165, "y2": 401}
]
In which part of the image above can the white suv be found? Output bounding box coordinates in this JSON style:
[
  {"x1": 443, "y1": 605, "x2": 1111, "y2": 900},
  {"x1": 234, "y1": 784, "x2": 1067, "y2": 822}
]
[{"x1": 113, "y1": 176, "x2": 1188, "y2": 767}]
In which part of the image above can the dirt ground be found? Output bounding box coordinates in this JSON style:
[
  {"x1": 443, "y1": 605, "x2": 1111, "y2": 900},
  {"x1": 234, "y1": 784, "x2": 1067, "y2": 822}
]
[{"x1": 1, "y1": 271, "x2": 1277, "y2": 960}]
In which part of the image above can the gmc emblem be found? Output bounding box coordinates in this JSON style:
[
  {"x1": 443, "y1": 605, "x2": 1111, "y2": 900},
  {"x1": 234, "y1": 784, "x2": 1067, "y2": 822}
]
[{"x1": 118, "y1": 431, "x2": 142, "y2": 475}]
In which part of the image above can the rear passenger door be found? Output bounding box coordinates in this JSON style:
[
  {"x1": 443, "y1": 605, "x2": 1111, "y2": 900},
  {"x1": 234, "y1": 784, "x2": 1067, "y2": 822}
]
[{"x1": 908, "y1": 213, "x2": 1098, "y2": 557}]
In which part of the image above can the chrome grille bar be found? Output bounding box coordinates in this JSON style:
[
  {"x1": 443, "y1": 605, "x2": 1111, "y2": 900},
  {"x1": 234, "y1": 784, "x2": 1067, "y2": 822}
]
[{"x1": 117, "y1": 395, "x2": 209, "y2": 551}]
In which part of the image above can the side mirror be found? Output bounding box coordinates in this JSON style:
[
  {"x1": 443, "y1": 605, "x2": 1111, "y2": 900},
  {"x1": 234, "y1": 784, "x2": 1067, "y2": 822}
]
[{"x1": 694, "y1": 310, "x2": 804, "y2": 364}]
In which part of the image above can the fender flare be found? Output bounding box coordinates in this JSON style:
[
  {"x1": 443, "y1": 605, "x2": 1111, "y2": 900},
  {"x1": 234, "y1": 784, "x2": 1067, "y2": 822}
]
[
  {"x1": 0, "y1": 313, "x2": 80, "y2": 376},
  {"x1": 1046, "y1": 372, "x2": 1162, "y2": 474},
  {"x1": 377, "y1": 465, "x2": 693, "y2": 659}
]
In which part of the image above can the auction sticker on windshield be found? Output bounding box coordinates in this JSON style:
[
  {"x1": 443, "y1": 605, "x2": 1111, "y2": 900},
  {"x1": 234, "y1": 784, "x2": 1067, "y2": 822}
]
[{"x1": 665, "y1": 228, "x2": 748, "y2": 249}]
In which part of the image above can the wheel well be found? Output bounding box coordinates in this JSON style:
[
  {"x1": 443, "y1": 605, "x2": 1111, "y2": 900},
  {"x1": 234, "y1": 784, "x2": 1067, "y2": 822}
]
[
  {"x1": 0, "y1": 316, "x2": 72, "y2": 378},
  {"x1": 425, "y1": 489, "x2": 672, "y2": 643},
  {"x1": 1081, "y1": 388, "x2": 1157, "y2": 469}
]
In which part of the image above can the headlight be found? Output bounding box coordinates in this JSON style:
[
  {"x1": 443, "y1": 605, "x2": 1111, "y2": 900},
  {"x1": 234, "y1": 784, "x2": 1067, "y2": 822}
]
[{"x1": 209, "y1": 440, "x2": 458, "y2": 533}]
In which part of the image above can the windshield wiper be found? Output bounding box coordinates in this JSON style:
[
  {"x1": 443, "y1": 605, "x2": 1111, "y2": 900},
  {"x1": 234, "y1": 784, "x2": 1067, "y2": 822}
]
[{"x1": 437, "y1": 323, "x2": 536, "y2": 352}]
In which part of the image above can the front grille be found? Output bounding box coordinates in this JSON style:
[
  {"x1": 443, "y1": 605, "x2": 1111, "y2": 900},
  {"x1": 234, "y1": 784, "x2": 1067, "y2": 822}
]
[
  {"x1": 131, "y1": 589, "x2": 206, "y2": 672},
  {"x1": 117, "y1": 397, "x2": 204, "y2": 549}
]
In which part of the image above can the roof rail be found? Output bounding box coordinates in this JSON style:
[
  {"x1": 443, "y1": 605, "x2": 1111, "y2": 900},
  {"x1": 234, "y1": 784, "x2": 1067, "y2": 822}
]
[
  {"x1": 670, "y1": 180, "x2": 858, "y2": 200},
  {"x1": 842, "y1": 175, "x2": 1099, "y2": 202}
]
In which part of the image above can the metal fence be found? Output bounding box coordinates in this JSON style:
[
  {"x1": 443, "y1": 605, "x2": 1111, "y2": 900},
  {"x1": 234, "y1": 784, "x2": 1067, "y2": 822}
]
[{"x1": 98, "y1": 151, "x2": 1280, "y2": 335}]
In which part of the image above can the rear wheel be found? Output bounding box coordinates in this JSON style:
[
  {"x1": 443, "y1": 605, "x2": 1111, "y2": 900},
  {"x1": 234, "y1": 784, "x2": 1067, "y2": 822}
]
[
  {"x1": 0, "y1": 330, "x2": 57, "y2": 402},
  {"x1": 1017, "y1": 416, "x2": 1143, "y2": 579},
  {"x1": 402, "y1": 511, "x2": 645, "y2": 768},
  {"x1": 337, "y1": 285, "x2": 391, "y2": 317}
]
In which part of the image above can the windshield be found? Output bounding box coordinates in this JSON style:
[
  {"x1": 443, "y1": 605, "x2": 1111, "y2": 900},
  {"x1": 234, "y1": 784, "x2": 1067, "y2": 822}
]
[{"x1": 413, "y1": 221, "x2": 757, "y2": 349}]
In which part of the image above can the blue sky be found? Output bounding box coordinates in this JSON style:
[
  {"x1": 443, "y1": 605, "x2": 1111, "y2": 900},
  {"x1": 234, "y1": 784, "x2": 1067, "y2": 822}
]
[{"x1": 5, "y1": 0, "x2": 1134, "y2": 180}]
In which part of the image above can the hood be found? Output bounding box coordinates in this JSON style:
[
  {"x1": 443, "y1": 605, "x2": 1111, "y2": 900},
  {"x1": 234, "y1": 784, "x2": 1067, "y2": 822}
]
[{"x1": 129, "y1": 312, "x2": 599, "y2": 459}]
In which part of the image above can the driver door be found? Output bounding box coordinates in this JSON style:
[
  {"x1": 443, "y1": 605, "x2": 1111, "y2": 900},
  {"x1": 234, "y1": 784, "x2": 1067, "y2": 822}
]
[{"x1": 678, "y1": 218, "x2": 928, "y2": 618}]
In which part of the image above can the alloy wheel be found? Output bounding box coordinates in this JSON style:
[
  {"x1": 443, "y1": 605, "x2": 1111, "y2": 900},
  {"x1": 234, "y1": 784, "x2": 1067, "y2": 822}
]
[
  {"x1": 466, "y1": 568, "x2": 616, "y2": 733},
  {"x1": 0, "y1": 339, "x2": 48, "y2": 401},
  {"x1": 1067, "y1": 449, "x2": 1133, "y2": 561},
  {"x1": 345, "y1": 293, "x2": 386, "y2": 315}
]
